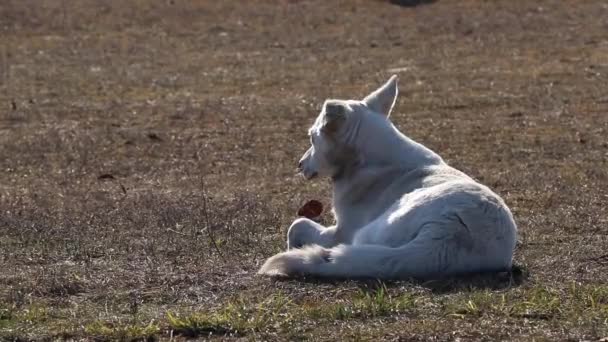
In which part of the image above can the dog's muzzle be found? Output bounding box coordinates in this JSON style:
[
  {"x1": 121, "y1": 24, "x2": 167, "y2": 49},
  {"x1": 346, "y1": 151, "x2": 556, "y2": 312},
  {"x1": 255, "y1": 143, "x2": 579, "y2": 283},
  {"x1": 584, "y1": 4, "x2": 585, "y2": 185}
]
[{"x1": 298, "y1": 161, "x2": 318, "y2": 180}]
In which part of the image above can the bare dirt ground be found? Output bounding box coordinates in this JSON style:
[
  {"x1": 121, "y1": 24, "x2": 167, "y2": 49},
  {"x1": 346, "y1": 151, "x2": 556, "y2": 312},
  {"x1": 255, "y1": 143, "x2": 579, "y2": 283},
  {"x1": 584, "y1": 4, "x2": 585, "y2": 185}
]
[{"x1": 1, "y1": 0, "x2": 608, "y2": 340}]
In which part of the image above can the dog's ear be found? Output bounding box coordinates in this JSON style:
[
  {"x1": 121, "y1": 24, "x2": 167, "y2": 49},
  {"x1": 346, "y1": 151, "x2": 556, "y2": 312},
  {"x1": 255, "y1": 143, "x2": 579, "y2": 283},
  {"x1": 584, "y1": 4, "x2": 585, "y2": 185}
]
[
  {"x1": 321, "y1": 100, "x2": 347, "y2": 134},
  {"x1": 363, "y1": 75, "x2": 398, "y2": 117}
]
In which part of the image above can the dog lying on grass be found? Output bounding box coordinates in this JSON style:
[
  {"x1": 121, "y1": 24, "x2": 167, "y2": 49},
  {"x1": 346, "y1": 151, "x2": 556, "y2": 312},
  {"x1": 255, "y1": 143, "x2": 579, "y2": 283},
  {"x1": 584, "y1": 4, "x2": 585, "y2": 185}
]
[{"x1": 259, "y1": 75, "x2": 517, "y2": 280}]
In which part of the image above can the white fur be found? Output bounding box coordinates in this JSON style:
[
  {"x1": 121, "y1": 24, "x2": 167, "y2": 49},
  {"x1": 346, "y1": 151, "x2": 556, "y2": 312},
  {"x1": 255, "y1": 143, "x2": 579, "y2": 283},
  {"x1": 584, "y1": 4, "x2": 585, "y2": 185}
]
[{"x1": 259, "y1": 75, "x2": 517, "y2": 279}]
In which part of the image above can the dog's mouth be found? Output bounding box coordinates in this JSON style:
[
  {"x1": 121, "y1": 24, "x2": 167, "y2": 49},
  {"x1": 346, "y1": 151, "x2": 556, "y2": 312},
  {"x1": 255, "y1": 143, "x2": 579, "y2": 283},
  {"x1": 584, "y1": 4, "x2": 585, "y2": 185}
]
[
  {"x1": 304, "y1": 171, "x2": 318, "y2": 180},
  {"x1": 296, "y1": 165, "x2": 318, "y2": 180},
  {"x1": 297, "y1": 169, "x2": 318, "y2": 180}
]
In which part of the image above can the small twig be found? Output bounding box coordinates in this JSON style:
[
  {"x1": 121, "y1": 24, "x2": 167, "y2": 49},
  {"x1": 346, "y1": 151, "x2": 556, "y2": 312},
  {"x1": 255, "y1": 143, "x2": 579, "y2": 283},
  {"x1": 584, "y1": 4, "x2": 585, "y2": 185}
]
[
  {"x1": 1, "y1": 44, "x2": 6, "y2": 88},
  {"x1": 200, "y1": 174, "x2": 225, "y2": 261},
  {"x1": 584, "y1": 253, "x2": 608, "y2": 264},
  {"x1": 166, "y1": 228, "x2": 188, "y2": 236}
]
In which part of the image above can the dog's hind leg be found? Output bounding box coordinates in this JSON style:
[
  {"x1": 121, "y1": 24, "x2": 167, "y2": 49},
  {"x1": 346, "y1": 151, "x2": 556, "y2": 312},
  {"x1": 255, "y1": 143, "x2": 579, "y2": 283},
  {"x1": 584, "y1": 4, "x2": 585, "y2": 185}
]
[{"x1": 287, "y1": 218, "x2": 337, "y2": 250}]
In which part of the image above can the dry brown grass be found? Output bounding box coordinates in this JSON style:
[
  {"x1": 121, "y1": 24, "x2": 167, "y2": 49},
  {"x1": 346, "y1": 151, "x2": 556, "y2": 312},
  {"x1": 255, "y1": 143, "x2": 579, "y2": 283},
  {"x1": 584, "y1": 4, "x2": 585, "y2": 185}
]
[{"x1": 1, "y1": 0, "x2": 608, "y2": 340}]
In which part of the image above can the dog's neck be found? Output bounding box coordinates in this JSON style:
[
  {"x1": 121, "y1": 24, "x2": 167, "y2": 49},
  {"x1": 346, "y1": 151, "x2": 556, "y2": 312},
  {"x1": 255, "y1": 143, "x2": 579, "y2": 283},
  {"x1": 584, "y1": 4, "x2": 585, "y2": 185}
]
[
  {"x1": 330, "y1": 118, "x2": 444, "y2": 227},
  {"x1": 355, "y1": 116, "x2": 443, "y2": 173},
  {"x1": 332, "y1": 163, "x2": 402, "y2": 198}
]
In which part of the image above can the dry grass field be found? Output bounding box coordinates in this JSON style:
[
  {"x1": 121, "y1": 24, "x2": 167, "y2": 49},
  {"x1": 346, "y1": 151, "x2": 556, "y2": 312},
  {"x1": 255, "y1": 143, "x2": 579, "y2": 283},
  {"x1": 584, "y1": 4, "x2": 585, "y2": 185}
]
[{"x1": 1, "y1": 0, "x2": 608, "y2": 340}]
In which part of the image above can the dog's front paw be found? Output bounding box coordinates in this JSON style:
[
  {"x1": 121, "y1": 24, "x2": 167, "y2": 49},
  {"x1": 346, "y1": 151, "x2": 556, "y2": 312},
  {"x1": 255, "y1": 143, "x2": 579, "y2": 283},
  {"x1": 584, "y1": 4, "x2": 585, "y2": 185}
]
[{"x1": 287, "y1": 217, "x2": 317, "y2": 250}]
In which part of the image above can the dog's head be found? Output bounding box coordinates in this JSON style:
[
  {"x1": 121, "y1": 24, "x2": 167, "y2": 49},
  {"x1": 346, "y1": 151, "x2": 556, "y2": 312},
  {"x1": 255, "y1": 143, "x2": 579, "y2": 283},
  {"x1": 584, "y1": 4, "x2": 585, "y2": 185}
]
[{"x1": 298, "y1": 75, "x2": 399, "y2": 180}]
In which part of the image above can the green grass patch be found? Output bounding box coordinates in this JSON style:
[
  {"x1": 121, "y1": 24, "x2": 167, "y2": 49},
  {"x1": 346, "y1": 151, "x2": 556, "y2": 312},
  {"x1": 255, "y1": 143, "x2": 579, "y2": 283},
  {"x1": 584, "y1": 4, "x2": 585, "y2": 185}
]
[
  {"x1": 305, "y1": 285, "x2": 417, "y2": 320},
  {"x1": 0, "y1": 302, "x2": 52, "y2": 340},
  {"x1": 0, "y1": 302, "x2": 49, "y2": 326},
  {"x1": 83, "y1": 320, "x2": 160, "y2": 341},
  {"x1": 2, "y1": 284, "x2": 608, "y2": 340},
  {"x1": 447, "y1": 283, "x2": 608, "y2": 325},
  {"x1": 0, "y1": 304, "x2": 16, "y2": 330},
  {"x1": 167, "y1": 293, "x2": 296, "y2": 337}
]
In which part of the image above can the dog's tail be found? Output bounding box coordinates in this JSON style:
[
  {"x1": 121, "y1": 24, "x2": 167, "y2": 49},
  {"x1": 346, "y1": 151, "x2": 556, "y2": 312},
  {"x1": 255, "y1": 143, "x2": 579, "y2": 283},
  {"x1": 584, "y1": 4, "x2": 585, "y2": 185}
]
[{"x1": 258, "y1": 243, "x2": 431, "y2": 279}]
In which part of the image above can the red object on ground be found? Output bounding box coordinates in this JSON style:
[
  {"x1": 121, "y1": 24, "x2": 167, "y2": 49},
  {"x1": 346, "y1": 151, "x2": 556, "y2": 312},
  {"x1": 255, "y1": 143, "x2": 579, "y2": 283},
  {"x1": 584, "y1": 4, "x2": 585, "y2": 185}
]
[{"x1": 297, "y1": 200, "x2": 323, "y2": 219}]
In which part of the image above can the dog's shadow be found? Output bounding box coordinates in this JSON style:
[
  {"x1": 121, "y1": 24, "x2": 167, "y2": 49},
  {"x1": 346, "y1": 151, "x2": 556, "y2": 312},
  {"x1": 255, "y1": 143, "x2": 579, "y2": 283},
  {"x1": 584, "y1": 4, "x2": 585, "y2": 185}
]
[
  {"x1": 411, "y1": 264, "x2": 528, "y2": 294},
  {"x1": 274, "y1": 264, "x2": 528, "y2": 294},
  {"x1": 389, "y1": 0, "x2": 437, "y2": 8}
]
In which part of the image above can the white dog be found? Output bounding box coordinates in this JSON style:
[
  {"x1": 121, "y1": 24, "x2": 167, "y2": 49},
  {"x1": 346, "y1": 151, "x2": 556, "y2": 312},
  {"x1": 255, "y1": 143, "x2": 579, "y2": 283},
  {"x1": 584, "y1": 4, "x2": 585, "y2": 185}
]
[{"x1": 259, "y1": 75, "x2": 517, "y2": 279}]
